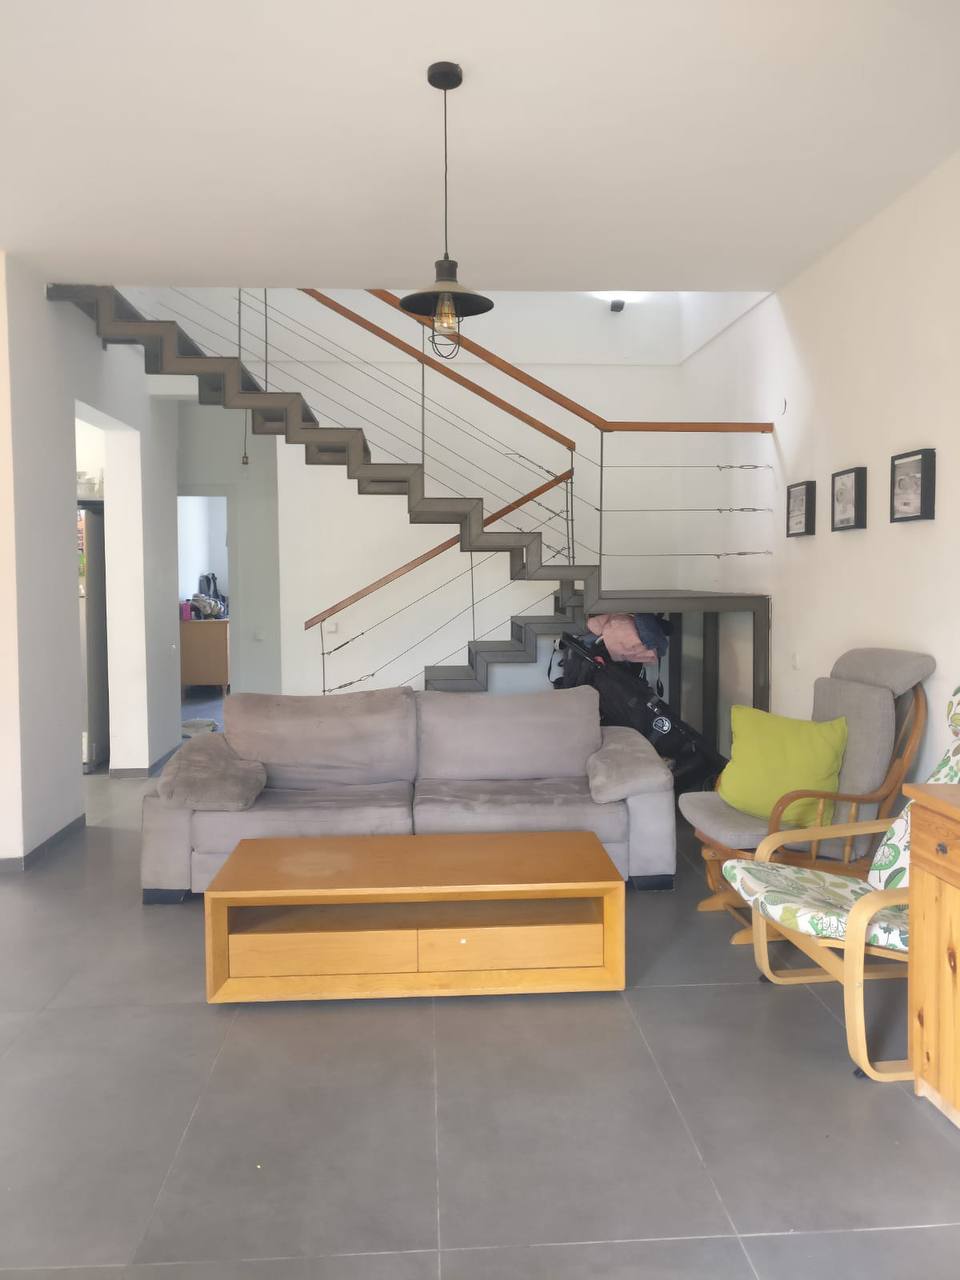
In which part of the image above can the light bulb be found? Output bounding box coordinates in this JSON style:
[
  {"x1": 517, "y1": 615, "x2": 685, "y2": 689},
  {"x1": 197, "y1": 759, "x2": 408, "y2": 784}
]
[{"x1": 434, "y1": 292, "x2": 458, "y2": 337}]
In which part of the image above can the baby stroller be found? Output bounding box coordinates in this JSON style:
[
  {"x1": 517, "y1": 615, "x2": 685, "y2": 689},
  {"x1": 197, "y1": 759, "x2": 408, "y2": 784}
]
[{"x1": 551, "y1": 630, "x2": 726, "y2": 794}]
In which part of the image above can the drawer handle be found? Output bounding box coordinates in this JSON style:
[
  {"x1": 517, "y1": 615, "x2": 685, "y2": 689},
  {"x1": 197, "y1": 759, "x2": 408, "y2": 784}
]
[{"x1": 937, "y1": 841, "x2": 950, "y2": 857}]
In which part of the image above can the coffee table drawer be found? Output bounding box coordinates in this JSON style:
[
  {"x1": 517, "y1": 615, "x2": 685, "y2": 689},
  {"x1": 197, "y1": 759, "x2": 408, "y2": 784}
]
[
  {"x1": 229, "y1": 906, "x2": 418, "y2": 977},
  {"x1": 418, "y1": 899, "x2": 604, "y2": 973}
]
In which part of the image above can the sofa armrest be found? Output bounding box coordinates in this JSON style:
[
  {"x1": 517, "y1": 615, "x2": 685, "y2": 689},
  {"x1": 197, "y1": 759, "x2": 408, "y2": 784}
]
[
  {"x1": 157, "y1": 733, "x2": 266, "y2": 812},
  {"x1": 586, "y1": 726, "x2": 667, "y2": 803},
  {"x1": 141, "y1": 791, "x2": 192, "y2": 897}
]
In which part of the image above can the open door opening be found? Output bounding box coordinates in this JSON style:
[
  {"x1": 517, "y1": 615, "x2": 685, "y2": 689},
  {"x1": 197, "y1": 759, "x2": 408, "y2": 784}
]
[{"x1": 178, "y1": 494, "x2": 230, "y2": 733}]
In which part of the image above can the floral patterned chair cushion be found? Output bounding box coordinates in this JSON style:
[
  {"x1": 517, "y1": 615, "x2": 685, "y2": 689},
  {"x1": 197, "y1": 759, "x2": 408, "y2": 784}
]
[
  {"x1": 723, "y1": 683, "x2": 960, "y2": 953},
  {"x1": 866, "y1": 684, "x2": 960, "y2": 891},
  {"x1": 722, "y1": 858, "x2": 908, "y2": 951}
]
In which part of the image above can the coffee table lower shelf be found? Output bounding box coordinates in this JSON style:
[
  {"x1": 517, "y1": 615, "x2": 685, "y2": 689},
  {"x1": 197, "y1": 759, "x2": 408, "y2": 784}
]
[{"x1": 205, "y1": 892, "x2": 625, "y2": 1003}]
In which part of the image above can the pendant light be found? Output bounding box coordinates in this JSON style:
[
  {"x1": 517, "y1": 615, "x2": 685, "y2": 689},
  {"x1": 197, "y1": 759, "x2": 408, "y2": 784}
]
[{"x1": 400, "y1": 61, "x2": 493, "y2": 359}]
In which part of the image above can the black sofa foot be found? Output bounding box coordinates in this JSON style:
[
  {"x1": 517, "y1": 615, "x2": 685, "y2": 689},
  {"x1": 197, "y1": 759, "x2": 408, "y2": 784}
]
[
  {"x1": 630, "y1": 874, "x2": 675, "y2": 892},
  {"x1": 142, "y1": 888, "x2": 190, "y2": 905}
]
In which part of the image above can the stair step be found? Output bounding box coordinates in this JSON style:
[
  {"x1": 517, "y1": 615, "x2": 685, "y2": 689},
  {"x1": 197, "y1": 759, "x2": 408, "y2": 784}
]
[
  {"x1": 356, "y1": 479, "x2": 411, "y2": 495},
  {"x1": 423, "y1": 663, "x2": 486, "y2": 693},
  {"x1": 468, "y1": 640, "x2": 530, "y2": 665},
  {"x1": 52, "y1": 285, "x2": 734, "y2": 698}
]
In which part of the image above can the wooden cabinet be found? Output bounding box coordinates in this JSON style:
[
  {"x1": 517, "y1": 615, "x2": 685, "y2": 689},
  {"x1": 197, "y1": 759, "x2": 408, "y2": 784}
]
[
  {"x1": 180, "y1": 619, "x2": 229, "y2": 695},
  {"x1": 907, "y1": 783, "x2": 960, "y2": 1130}
]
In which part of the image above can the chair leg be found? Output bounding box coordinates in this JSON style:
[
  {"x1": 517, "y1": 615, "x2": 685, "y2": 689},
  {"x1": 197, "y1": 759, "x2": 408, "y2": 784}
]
[
  {"x1": 752, "y1": 915, "x2": 835, "y2": 984},
  {"x1": 698, "y1": 845, "x2": 742, "y2": 913},
  {"x1": 843, "y1": 933, "x2": 911, "y2": 1082}
]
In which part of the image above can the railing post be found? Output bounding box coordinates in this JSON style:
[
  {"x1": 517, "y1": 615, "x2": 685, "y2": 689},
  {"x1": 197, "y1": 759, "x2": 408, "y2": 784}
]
[
  {"x1": 420, "y1": 326, "x2": 426, "y2": 464},
  {"x1": 702, "y1": 611, "x2": 719, "y2": 752},
  {"x1": 567, "y1": 448, "x2": 575, "y2": 564},
  {"x1": 320, "y1": 619, "x2": 327, "y2": 694},
  {"x1": 598, "y1": 432, "x2": 605, "y2": 586},
  {"x1": 469, "y1": 552, "x2": 476, "y2": 640}
]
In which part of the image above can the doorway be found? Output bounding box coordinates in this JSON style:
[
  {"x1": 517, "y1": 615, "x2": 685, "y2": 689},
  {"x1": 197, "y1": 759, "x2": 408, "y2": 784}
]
[{"x1": 177, "y1": 495, "x2": 230, "y2": 731}]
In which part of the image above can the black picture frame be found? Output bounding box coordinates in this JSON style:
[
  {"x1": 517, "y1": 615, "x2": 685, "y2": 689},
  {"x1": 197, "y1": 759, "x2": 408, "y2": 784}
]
[
  {"x1": 786, "y1": 481, "x2": 816, "y2": 537},
  {"x1": 831, "y1": 467, "x2": 867, "y2": 532},
  {"x1": 890, "y1": 449, "x2": 936, "y2": 523}
]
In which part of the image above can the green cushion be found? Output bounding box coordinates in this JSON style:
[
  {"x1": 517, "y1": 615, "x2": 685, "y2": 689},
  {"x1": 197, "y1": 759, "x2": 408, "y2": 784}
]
[{"x1": 717, "y1": 706, "x2": 848, "y2": 827}]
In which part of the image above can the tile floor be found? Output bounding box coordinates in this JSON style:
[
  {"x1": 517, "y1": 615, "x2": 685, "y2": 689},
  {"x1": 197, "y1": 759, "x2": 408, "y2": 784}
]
[
  {"x1": 2, "y1": 776, "x2": 960, "y2": 1278},
  {"x1": 181, "y1": 689, "x2": 225, "y2": 732}
]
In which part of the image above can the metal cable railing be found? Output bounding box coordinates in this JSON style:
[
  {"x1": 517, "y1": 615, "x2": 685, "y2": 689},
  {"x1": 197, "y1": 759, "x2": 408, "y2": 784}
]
[
  {"x1": 131, "y1": 289, "x2": 572, "y2": 557},
  {"x1": 131, "y1": 284, "x2": 777, "y2": 692}
]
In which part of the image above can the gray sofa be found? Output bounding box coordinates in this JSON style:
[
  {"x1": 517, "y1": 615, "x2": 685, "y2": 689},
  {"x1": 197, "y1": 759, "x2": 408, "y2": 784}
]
[{"x1": 142, "y1": 685, "x2": 676, "y2": 901}]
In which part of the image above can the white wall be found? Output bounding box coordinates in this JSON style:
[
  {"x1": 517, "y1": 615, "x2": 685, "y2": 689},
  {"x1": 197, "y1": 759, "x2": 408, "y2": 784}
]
[
  {"x1": 178, "y1": 495, "x2": 229, "y2": 599},
  {"x1": 674, "y1": 151, "x2": 960, "y2": 775},
  {"x1": 0, "y1": 254, "x2": 181, "y2": 861},
  {"x1": 0, "y1": 255, "x2": 25, "y2": 857},
  {"x1": 177, "y1": 403, "x2": 281, "y2": 693}
]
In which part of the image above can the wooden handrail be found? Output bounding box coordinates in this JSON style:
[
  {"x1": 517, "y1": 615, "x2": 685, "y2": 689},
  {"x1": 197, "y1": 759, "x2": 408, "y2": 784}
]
[
  {"x1": 305, "y1": 468, "x2": 573, "y2": 630},
  {"x1": 368, "y1": 290, "x2": 774, "y2": 436},
  {"x1": 603, "y1": 421, "x2": 774, "y2": 433},
  {"x1": 367, "y1": 289, "x2": 607, "y2": 431},
  {"x1": 299, "y1": 289, "x2": 576, "y2": 451}
]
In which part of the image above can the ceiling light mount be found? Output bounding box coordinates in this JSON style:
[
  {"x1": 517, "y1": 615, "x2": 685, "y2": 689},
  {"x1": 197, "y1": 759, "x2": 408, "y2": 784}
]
[
  {"x1": 400, "y1": 61, "x2": 493, "y2": 359},
  {"x1": 426, "y1": 61, "x2": 462, "y2": 91}
]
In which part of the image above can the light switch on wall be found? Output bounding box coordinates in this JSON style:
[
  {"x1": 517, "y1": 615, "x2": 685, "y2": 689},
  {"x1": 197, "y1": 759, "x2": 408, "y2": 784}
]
[{"x1": 791, "y1": 651, "x2": 801, "y2": 670}]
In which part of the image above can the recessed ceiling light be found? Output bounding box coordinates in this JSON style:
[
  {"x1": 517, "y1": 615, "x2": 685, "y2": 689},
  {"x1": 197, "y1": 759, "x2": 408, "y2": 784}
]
[{"x1": 588, "y1": 291, "x2": 651, "y2": 304}]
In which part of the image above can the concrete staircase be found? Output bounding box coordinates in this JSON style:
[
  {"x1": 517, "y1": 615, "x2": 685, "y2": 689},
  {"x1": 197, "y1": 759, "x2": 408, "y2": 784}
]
[{"x1": 51, "y1": 284, "x2": 610, "y2": 690}]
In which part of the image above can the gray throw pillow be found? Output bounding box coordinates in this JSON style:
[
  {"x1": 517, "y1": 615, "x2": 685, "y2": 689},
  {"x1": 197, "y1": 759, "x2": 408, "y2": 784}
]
[{"x1": 158, "y1": 733, "x2": 266, "y2": 811}]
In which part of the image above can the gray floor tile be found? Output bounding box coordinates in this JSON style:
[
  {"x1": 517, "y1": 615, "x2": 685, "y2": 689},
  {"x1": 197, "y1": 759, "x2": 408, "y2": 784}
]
[
  {"x1": 442, "y1": 1237, "x2": 753, "y2": 1279},
  {"x1": 50, "y1": 897, "x2": 206, "y2": 1008},
  {"x1": 435, "y1": 994, "x2": 732, "y2": 1249},
  {"x1": 134, "y1": 1002, "x2": 439, "y2": 1263},
  {"x1": 628, "y1": 982, "x2": 960, "y2": 1234},
  {"x1": 807, "y1": 966, "x2": 909, "y2": 1064},
  {"x1": 0, "y1": 1011, "x2": 32, "y2": 1058},
  {"x1": 129, "y1": 1254, "x2": 438, "y2": 1279},
  {"x1": 0, "y1": 1004, "x2": 233, "y2": 1268},
  {"x1": 627, "y1": 842, "x2": 789, "y2": 988},
  {"x1": 0, "y1": 1271, "x2": 122, "y2": 1279},
  {"x1": 745, "y1": 1225, "x2": 960, "y2": 1280}
]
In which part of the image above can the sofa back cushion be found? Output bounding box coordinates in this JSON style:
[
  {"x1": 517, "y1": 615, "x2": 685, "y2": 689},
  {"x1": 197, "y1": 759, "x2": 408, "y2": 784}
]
[
  {"x1": 224, "y1": 687, "x2": 417, "y2": 787},
  {"x1": 416, "y1": 687, "x2": 602, "y2": 781}
]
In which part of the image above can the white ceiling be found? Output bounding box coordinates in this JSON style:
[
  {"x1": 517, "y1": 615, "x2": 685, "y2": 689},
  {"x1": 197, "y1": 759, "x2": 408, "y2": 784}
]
[{"x1": 3, "y1": 0, "x2": 960, "y2": 289}]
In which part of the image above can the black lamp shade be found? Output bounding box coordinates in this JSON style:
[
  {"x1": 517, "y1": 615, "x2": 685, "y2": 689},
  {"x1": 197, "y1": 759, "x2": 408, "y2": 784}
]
[{"x1": 400, "y1": 258, "x2": 494, "y2": 320}]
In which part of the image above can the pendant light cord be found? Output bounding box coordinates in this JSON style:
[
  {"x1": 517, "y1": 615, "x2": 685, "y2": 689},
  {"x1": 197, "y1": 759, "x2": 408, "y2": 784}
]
[{"x1": 442, "y1": 89, "x2": 449, "y2": 258}]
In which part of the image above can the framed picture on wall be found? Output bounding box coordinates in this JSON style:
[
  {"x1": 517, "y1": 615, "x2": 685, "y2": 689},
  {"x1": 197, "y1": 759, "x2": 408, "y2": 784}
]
[
  {"x1": 831, "y1": 466, "x2": 867, "y2": 531},
  {"x1": 890, "y1": 449, "x2": 935, "y2": 522},
  {"x1": 786, "y1": 481, "x2": 816, "y2": 537}
]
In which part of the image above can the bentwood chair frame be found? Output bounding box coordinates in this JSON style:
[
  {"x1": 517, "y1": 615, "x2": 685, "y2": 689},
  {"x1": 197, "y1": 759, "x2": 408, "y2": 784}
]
[{"x1": 745, "y1": 818, "x2": 910, "y2": 1082}]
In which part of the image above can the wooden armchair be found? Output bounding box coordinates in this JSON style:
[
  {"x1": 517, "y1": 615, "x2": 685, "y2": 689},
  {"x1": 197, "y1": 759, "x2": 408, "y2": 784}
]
[
  {"x1": 678, "y1": 648, "x2": 932, "y2": 943},
  {"x1": 720, "y1": 682, "x2": 960, "y2": 1080},
  {"x1": 726, "y1": 815, "x2": 910, "y2": 1081}
]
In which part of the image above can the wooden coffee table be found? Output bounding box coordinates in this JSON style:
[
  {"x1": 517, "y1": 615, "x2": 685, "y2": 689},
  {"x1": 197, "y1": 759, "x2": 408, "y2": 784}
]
[{"x1": 204, "y1": 830, "x2": 624, "y2": 1002}]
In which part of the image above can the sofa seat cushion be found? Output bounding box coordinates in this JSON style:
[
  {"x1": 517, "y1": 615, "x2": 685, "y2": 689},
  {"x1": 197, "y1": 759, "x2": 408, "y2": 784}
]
[
  {"x1": 413, "y1": 777, "x2": 628, "y2": 844},
  {"x1": 190, "y1": 782, "x2": 413, "y2": 855}
]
